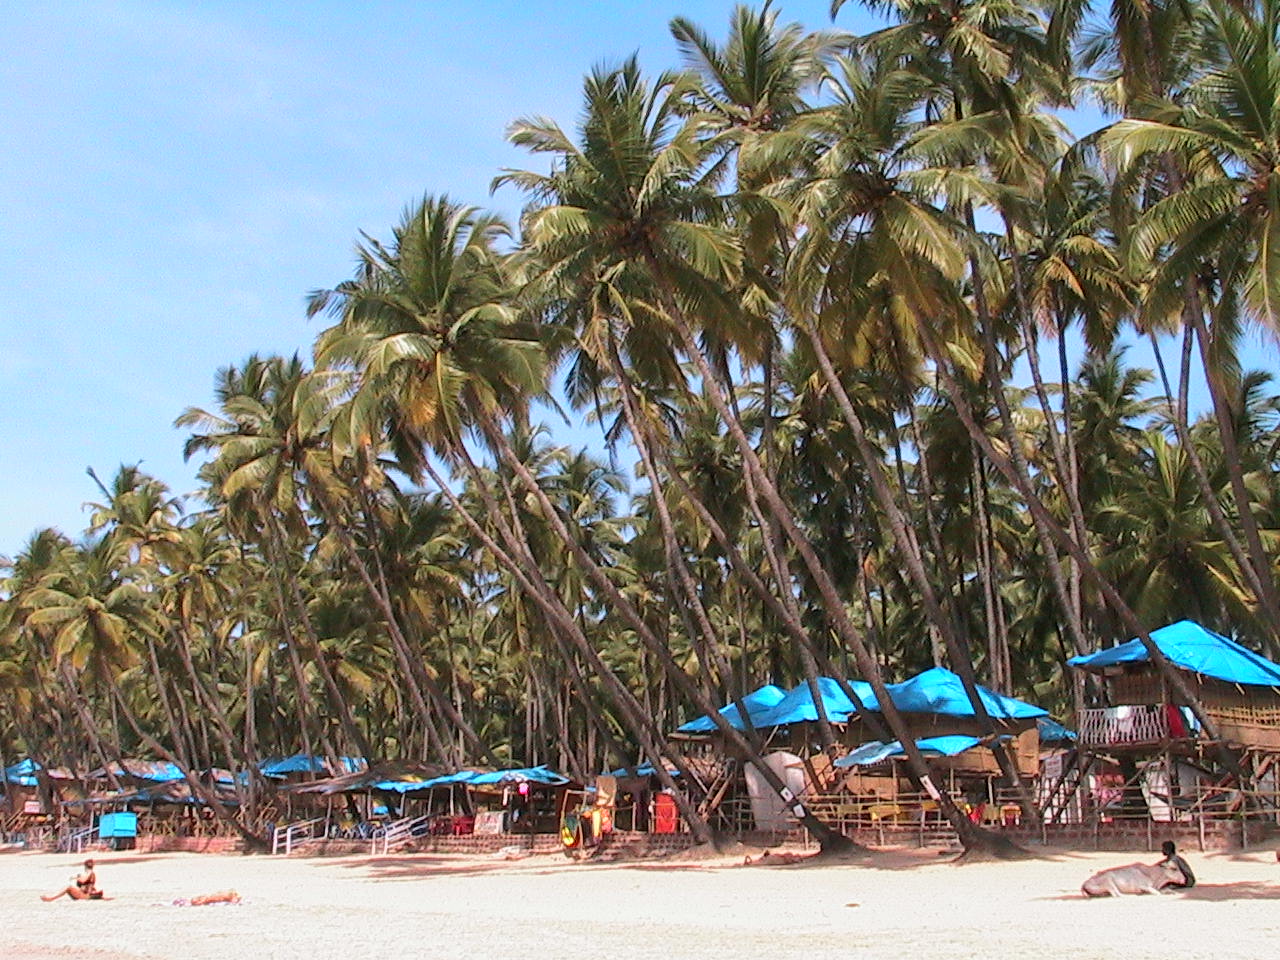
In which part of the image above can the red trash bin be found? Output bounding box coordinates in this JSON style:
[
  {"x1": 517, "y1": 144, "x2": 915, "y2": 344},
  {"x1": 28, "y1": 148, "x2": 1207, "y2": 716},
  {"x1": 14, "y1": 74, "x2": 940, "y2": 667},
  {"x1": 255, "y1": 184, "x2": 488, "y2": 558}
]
[{"x1": 653, "y1": 793, "x2": 678, "y2": 834}]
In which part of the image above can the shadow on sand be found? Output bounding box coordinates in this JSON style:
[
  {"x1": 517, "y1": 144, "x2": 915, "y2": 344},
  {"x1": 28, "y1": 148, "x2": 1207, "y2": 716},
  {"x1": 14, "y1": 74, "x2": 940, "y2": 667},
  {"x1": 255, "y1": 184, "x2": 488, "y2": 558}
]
[
  {"x1": 341, "y1": 842, "x2": 1093, "y2": 880},
  {"x1": 1181, "y1": 881, "x2": 1280, "y2": 901},
  {"x1": 1037, "y1": 880, "x2": 1280, "y2": 902}
]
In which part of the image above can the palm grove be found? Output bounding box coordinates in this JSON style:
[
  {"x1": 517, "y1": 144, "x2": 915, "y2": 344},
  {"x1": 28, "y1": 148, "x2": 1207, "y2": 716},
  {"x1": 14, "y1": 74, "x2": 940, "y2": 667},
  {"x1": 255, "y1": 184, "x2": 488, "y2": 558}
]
[{"x1": 4, "y1": 0, "x2": 1280, "y2": 852}]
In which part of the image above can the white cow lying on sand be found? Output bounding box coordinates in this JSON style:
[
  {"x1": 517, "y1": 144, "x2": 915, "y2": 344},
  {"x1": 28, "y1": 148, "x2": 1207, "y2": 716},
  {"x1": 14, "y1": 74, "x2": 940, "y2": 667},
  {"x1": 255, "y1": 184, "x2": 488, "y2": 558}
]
[{"x1": 1081, "y1": 860, "x2": 1186, "y2": 897}]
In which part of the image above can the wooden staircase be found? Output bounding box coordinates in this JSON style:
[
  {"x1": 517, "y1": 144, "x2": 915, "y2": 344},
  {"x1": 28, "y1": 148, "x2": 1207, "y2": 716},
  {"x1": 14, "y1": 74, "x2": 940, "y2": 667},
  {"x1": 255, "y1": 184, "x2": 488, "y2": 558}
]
[{"x1": 1041, "y1": 750, "x2": 1094, "y2": 824}]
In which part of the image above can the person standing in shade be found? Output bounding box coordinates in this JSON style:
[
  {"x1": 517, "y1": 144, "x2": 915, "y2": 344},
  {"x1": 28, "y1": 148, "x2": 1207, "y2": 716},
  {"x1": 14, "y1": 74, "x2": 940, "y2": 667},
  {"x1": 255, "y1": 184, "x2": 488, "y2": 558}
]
[{"x1": 1158, "y1": 840, "x2": 1196, "y2": 888}]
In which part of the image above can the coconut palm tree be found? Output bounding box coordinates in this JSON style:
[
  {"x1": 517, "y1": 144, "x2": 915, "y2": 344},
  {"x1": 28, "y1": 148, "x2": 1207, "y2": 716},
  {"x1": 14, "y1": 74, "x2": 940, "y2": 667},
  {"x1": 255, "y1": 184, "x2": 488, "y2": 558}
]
[
  {"x1": 1101, "y1": 0, "x2": 1280, "y2": 640},
  {"x1": 501, "y1": 53, "x2": 1040, "y2": 851},
  {"x1": 309, "y1": 192, "x2": 728, "y2": 840},
  {"x1": 178, "y1": 354, "x2": 372, "y2": 761}
]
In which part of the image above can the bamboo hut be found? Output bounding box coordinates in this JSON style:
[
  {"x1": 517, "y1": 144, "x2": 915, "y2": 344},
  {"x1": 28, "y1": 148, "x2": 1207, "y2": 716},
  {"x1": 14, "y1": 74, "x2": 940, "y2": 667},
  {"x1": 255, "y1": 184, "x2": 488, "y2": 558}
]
[{"x1": 1050, "y1": 620, "x2": 1280, "y2": 827}]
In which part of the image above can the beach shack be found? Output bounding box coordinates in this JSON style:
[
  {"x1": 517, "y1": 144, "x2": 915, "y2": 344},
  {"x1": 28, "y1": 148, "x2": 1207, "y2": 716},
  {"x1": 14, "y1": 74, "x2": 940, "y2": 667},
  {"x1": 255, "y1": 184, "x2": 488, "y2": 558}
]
[
  {"x1": 2, "y1": 759, "x2": 78, "y2": 840},
  {"x1": 464, "y1": 765, "x2": 576, "y2": 836},
  {"x1": 1055, "y1": 620, "x2": 1280, "y2": 826},
  {"x1": 672, "y1": 684, "x2": 789, "y2": 739},
  {"x1": 669, "y1": 681, "x2": 849, "y2": 830},
  {"x1": 74, "y1": 759, "x2": 246, "y2": 842},
  {"x1": 277, "y1": 762, "x2": 577, "y2": 848},
  {"x1": 877, "y1": 667, "x2": 1046, "y2": 776},
  {"x1": 824, "y1": 670, "x2": 1047, "y2": 833},
  {"x1": 671, "y1": 669, "x2": 1049, "y2": 836}
]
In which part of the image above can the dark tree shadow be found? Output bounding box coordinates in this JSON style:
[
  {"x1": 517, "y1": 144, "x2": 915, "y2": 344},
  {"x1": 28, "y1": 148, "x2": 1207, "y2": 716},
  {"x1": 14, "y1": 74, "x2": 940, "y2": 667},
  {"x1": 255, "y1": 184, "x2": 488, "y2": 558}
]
[{"x1": 1180, "y1": 882, "x2": 1280, "y2": 901}]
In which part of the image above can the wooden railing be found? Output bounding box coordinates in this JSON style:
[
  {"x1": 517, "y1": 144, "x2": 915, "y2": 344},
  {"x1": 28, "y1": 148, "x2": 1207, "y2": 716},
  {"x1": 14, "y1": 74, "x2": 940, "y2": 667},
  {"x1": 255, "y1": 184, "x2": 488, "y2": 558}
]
[{"x1": 1078, "y1": 706, "x2": 1171, "y2": 746}]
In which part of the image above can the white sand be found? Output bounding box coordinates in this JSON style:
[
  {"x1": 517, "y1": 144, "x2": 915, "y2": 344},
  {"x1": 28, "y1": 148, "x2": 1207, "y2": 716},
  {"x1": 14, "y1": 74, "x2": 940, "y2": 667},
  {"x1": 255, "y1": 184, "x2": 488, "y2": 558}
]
[{"x1": 4, "y1": 843, "x2": 1279, "y2": 960}]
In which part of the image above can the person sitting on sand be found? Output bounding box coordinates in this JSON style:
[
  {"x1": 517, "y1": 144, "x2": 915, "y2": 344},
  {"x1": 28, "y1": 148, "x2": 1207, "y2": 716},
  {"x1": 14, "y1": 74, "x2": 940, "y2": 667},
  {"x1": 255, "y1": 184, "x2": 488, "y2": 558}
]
[
  {"x1": 1158, "y1": 840, "x2": 1196, "y2": 888},
  {"x1": 42, "y1": 859, "x2": 105, "y2": 901}
]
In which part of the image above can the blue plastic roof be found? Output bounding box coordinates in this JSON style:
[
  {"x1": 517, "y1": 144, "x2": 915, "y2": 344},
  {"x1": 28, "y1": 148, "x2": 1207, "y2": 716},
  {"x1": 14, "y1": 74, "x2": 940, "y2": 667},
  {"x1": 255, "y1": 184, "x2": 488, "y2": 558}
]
[
  {"x1": 606, "y1": 762, "x2": 680, "y2": 778},
  {"x1": 834, "y1": 735, "x2": 989, "y2": 767},
  {"x1": 884, "y1": 668, "x2": 1048, "y2": 719},
  {"x1": 676, "y1": 685, "x2": 788, "y2": 733},
  {"x1": 1067, "y1": 620, "x2": 1280, "y2": 687},
  {"x1": 751, "y1": 677, "x2": 878, "y2": 728},
  {"x1": 104, "y1": 761, "x2": 186, "y2": 782},
  {"x1": 372, "y1": 765, "x2": 571, "y2": 792},
  {"x1": 5, "y1": 759, "x2": 39, "y2": 786},
  {"x1": 674, "y1": 671, "x2": 1045, "y2": 734},
  {"x1": 372, "y1": 770, "x2": 480, "y2": 793},
  {"x1": 259, "y1": 754, "x2": 367, "y2": 777},
  {"x1": 1038, "y1": 717, "x2": 1077, "y2": 744},
  {"x1": 467, "y1": 765, "x2": 569, "y2": 786}
]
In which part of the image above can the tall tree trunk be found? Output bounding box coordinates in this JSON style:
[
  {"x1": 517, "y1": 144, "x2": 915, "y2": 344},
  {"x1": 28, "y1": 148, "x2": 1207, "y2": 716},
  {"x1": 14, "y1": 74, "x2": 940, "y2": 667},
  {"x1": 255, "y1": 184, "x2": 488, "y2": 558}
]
[
  {"x1": 421, "y1": 454, "x2": 719, "y2": 844},
  {"x1": 310, "y1": 481, "x2": 491, "y2": 766},
  {"x1": 647, "y1": 266, "x2": 1010, "y2": 852},
  {"x1": 263, "y1": 513, "x2": 371, "y2": 760}
]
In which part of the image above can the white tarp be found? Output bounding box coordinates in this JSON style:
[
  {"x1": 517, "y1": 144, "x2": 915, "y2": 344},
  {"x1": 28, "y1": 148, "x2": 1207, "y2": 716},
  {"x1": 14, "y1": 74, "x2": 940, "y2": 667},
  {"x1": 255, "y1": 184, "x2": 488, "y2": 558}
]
[{"x1": 744, "y1": 751, "x2": 807, "y2": 831}]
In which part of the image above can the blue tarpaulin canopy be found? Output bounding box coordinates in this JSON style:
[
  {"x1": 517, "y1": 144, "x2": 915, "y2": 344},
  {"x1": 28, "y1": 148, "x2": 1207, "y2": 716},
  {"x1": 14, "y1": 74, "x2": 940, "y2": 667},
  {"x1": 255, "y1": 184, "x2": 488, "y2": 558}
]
[
  {"x1": 674, "y1": 670, "x2": 1046, "y2": 734},
  {"x1": 467, "y1": 765, "x2": 570, "y2": 786},
  {"x1": 607, "y1": 762, "x2": 680, "y2": 778},
  {"x1": 372, "y1": 770, "x2": 480, "y2": 793},
  {"x1": 750, "y1": 677, "x2": 878, "y2": 728},
  {"x1": 5, "y1": 759, "x2": 40, "y2": 786},
  {"x1": 834, "y1": 735, "x2": 994, "y2": 767},
  {"x1": 676, "y1": 684, "x2": 788, "y2": 733},
  {"x1": 884, "y1": 668, "x2": 1048, "y2": 719},
  {"x1": 1067, "y1": 620, "x2": 1280, "y2": 687},
  {"x1": 259, "y1": 754, "x2": 367, "y2": 778},
  {"x1": 95, "y1": 761, "x2": 186, "y2": 782},
  {"x1": 1038, "y1": 717, "x2": 1077, "y2": 744},
  {"x1": 371, "y1": 765, "x2": 570, "y2": 793}
]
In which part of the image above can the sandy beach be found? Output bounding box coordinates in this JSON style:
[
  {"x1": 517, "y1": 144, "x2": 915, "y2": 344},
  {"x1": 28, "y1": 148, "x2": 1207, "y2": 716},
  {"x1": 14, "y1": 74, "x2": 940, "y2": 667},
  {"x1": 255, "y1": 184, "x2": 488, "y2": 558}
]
[{"x1": 4, "y1": 844, "x2": 1279, "y2": 960}]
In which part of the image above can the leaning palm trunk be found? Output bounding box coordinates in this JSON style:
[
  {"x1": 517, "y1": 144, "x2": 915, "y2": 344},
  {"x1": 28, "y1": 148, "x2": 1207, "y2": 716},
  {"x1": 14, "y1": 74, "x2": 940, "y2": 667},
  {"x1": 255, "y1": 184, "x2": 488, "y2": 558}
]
[
  {"x1": 717, "y1": 362, "x2": 841, "y2": 752},
  {"x1": 308, "y1": 480, "x2": 497, "y2": 766},
  {"x1": 419, "y1": 456, "x2": 718, "y2": 845},
  {"x1": 957, "y1": 262, "x2": 1255, "y2": 780},
  {"x1": 446, "y1": 444, "x2": 713, "y2": 807},
  {"x1": 260, "y1": 538, "x2": 342, "y2": 769},
  {"x1": 263, "y1": 513, "x2": 372, "y2": 760},
  {"x1": 169, "y1": 620, "x2": 261, "y2": 817},
  {"x1": 1189, "y1": 313, "x2": 1280, "y2": 650},
  {"x1": 350, "y1": 478, "x2": 455, "y2": 760},
  {"x1": 107, "y1": 685, "x2": 267, "y2": 850},
  {"x1": 644, "y1": 413, "x2": 897, "y2": 747},
  {"x1": 638, "y1": 264, "x2": 1009, "y2": 852},
  {"x1": 468, "y1": 413, "x2": 860, "y2": 851},
  {"x1": 799, "y1": 318, "x2": 1041, "y2": 822},
  {"x1": 1002, "y1": 220, "x2": 1092, "y2": 659},
  {"x1": 606, "y1": 334, "x2": 830, "y2": 755},
  {"x1": 56, "y1": 665, "x2": 125, "y2": 793},
  {"x1": 913, "y1": 320, "x2": 1239, "y2": 761}
]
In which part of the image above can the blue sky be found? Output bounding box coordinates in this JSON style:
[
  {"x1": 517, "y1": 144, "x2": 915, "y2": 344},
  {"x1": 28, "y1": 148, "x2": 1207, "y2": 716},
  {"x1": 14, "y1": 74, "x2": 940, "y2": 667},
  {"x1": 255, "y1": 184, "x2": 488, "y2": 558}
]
[
  {"x1": 1, "y1": 2, "x2": 1274, "y2": 558},
  {"x1": 1, "y1": 0, "x2": 877, "y2": 557}
]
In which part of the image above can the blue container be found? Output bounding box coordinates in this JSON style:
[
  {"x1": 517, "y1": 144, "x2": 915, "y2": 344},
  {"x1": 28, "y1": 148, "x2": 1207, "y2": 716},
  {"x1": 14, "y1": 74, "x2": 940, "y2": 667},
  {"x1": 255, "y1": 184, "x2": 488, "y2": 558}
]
[{"x1": 98, "y1": 812, "x2": 138, "y2": 838}]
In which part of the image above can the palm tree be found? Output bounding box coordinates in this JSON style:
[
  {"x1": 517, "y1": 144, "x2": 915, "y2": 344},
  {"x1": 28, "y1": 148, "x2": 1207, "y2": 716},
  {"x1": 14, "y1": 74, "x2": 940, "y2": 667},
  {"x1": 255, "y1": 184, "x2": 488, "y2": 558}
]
[
  {"x1": 1101, "y1": 0, "x2": 1280, "y2": 640},
  {"x1": 309, "y1": 193, "x2": 727, "y2": 839},
  {"x1": 502, "y1": 54, "x2": 1039, "y2": 851},
  {"x1": 178, "y1": 354, "x2": 372, "y2": 761},
  {"x1": 1097, "y1": 431, "x2": 1253, "y2": 628}
]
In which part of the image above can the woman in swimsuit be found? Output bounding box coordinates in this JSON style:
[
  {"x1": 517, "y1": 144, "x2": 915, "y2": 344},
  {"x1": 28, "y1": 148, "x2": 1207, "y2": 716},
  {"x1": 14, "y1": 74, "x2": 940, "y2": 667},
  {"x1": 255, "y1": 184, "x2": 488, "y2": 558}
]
[{"x1": 41, "y1": 859, "x2": 105, "y2": 901}]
